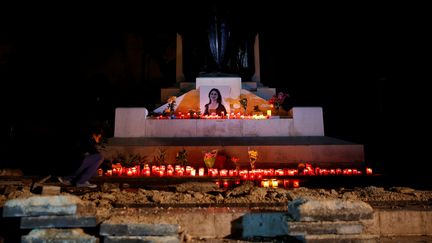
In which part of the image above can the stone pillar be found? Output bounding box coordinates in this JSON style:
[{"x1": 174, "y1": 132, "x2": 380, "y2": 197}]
[
  {"x1": 176, "y1": 33, "x2": 185, "y2": 82},
  {"x1": 252, "y1": 33, "x2": 261, "y2": 83}
]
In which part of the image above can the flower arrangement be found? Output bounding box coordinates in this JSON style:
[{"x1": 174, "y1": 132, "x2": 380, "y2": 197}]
[
  {"x1": 240, "y1": 98, "x2": 248, "y2": 113},
  {"x1": 203, "y1": 149, "x2": 218, "y2": 169},
  {"x1": 165, "y1": 96, "x2": 176, "y2": 116},
  {"x1": 268, "y1": 92, "x2": 289, "y2": 113},
  {"x1": 111, "y1": 152, "x2": 147, "y2": 168},
  {"x1": 175, "y1": 148, "x2": 188, "y2": 166},
  {"x1": 153, "y1": 148, "x2": 167, "y2": 165},
  {"x1": 247, "y1": 148, "x2": 258, "y2": 170}
]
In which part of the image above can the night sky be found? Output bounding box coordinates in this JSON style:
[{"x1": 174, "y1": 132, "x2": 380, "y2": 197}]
[{"x1": 1, "y1": 3, "x2": 429, "y2": 177}]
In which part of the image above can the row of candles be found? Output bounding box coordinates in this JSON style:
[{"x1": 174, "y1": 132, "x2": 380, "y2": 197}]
[
  {"x1": 214, "y1": 179, "x2": 300, "y2": 189},
  {"x1": 156, "y1": 111, "x2": 272, "y2": 120},
  {"x1": 101, "y1": 164, "x2": 373, "y2": 178}
]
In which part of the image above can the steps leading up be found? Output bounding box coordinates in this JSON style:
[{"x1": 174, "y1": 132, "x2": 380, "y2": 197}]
[{"x1": 106, "y1": 136, "x2": 364, "y2": 168}]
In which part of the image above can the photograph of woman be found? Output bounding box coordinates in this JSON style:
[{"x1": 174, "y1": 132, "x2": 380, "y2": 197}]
[{"x1": 204, "y1": 88, "x2": 227, "y2": 116}]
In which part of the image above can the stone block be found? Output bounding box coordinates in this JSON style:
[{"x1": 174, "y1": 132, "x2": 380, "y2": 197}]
[
  {"x1": 21, "y1": 228, "x2": 97, "y2": 243},
  {"x1": 21, "y1": 215, "x2": 97, "y2": 229},
  {"x1": 196, "y1": 119, "x2": 242, "y2": 137},
  {"x1": 242, "y1": 212, "x2": 288, "y2": 238},
  {"x1": 104, "y1": 235, "x2": 179, "y2": 243},
  {"x1": 213, "y1": 212, "x2": 244, "y2": 238},
  {"x1": 256, "y1": 87, "x2": 276, "y2": 100},
  {"x1": 114, "y1": 108, "x2": 147, "y2": 137},
  {"x1": 288, "y1": 198, "x2": 373, "y2": 222},
  {"x1": 293, "y1": 233, "x2": 379, "y2": 243},
  {"x1": 146, "y1": 120, "x2": 196, "y2": 137},
  {"x1": 3, "y1": 195, "x2": 82, "y2": 217},
  {"x1": 243, "y1": 119, "x2": 292, "y2": 136},
  {"x1": 292, "y1": 107, "x2": 324, "y2": 136},
  {"x1": 287, "y1": 221, "x2": 364, "y2": 235},
  {"x1": 100, "y1": 223, "x2": 180, "y2": 236},
  {"x1": 376, "y1": 210, "x2": 432, "y2": 236},
  {"x1": 242, "y1": 82, "x2": 257, "y2": 90}
]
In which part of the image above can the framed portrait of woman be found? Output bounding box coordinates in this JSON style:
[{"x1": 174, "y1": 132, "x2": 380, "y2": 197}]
[{"x1": 200, "y1": 86, "x2": 231, "y2": 115}]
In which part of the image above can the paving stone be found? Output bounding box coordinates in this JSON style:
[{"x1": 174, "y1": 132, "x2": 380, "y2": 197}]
[
  {"x1": 21, "y1": 215, "x2": 97, "y2": 229},
  {"x1": 104, "y1": 235, "x2": 180, "y2": 243},
  {"x1": 3, "y1": 195, "x2": 82, "y2": 217},
  {"x1": 288, "y1": 198, "x2": 373, "y2": 222},
  {"x1": 287, "y1": 221, "x2": 364, "y2": 235},
  {"x1": 21, "y1": 228, "x2": 98, "y2": 243},
  {"x1": 242, "y1": 212, "x2": 288, "y2": 238},
  {"x1": 293, "y1": 233, "x2": 379, "y2": 243},
  {"x1": 100, "y1": 223, "x2": 180, "y2": 236}
]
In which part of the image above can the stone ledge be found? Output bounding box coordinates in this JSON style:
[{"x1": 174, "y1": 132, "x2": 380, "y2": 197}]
[
  {"x1": 287, "y1": 221, "x2": 364, "y2": 235},
  {"x1": 21, "y1": 228, "x2": 98, "y2": 243},
  {"x1": 3, "y1": 195, "x2": 82, "y2": 217},
  {"x1": 100, "y1": 223, "x2": 180, "y2": 236},
  {"x1": 21, "y1": 215, "x2": 97, "y2": 229},
  {"x1": 288, "y1": 198, "x2": 373, "y2": 222},
  {"x1": 104, "y1": 235, "x2": 179, "y2": 243}
]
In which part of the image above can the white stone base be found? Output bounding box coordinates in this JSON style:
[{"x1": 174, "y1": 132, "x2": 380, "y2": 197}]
[{"x1": 114, "y1": 107, "x2": 324, "y2": 138}]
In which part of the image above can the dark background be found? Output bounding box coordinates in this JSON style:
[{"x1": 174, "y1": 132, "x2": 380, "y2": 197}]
[{"x1": 1, "y1": 3, "x2": 429, "y2": 177}]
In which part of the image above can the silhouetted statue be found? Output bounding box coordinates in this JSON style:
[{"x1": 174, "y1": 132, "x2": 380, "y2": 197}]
[
  {"x1": 208, "y1": 15, "x2": 228, "y2": 71},
  {"x1": 180, "y1": 3, "x2": 257, "y2": 80}
]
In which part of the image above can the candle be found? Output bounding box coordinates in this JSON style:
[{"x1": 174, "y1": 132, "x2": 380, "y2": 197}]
[
  {"x1": 366, "y1": 168, "x2": 373, "y2": 175},
  {"x1": 220, "y1": 169, "x2": 228, "y2": 177},
  {"x1": 271, "y1": 179, "x2": 278, "y2": 188},
  {"x1": 261, "y1": 179, "x2": 269, "y2": 187},
  {"x1": 223, "y1": 181, "x2": 229, "y2": 188},
  {"x1": 106, "y1": 170, "x2": 112, "y2": 176},
  {"x1": 267, "y1": 110, "x2": 271, "y2": 116},
  {"x1": 97, "y1": 168, "x2": 103, "y2": 176},
  {"x1": 292, "y1": 180, "x2": 300, "y2": 188},
  {"x1": 199, "y1": 168, "x2": 205, "y2": 176}
]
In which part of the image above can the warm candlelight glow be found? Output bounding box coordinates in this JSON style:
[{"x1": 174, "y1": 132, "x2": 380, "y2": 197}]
[
  {"x1": 271, "y1": 179, "x2": 278, "y2": 188},
  {"x1": 223, "y1": 181, "x2": 229, "y2": 188},
  {"x1": 261, "y1": 179, "x2": 269, "y2": 187},
  {"x1": 199, "y1": 168, "x2": 205, "y2": 176},
  {"x1": 220, "y1": 169, "x2": 228, "y2": 177},
  {"x1": 267, "y1": 110, "x2": 271, "y2": 116}
]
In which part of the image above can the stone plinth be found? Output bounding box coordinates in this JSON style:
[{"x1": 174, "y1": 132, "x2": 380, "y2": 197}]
[{"x1": 114, "y1": 107, "x2": 324, "y2": 138}]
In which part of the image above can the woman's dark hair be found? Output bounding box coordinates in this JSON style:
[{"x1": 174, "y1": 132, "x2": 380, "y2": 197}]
[{"x1": 207, "y1": 88, "x2": 222, "y2": 104}]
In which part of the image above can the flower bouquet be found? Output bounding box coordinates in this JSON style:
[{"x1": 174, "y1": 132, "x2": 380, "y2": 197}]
[
  {"x1": 203, "y1": 149, "x2": 218, "y2": 169},
  {"x1": 240, "y1": 98, "x2": 248, "y2": 114},
  {"x1": 268, "y1": 92, "x2": 289, "y2": 115},
  {"x1": 247, "y1": 148, "x2": 258, "y2": 170}
]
